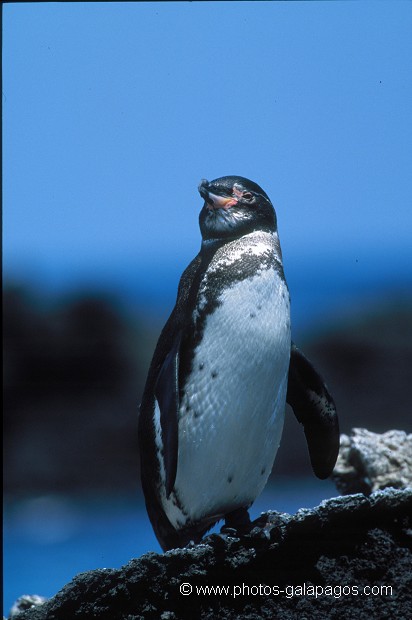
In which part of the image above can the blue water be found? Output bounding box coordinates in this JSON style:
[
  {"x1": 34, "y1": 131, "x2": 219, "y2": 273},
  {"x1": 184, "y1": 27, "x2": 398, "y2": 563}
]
[
  {"x1": 6, "y1": 245, "x2": 412, "y2": 337},
  {"x1": 3, "y1": 477, "x2": 336, "y2": 617}
]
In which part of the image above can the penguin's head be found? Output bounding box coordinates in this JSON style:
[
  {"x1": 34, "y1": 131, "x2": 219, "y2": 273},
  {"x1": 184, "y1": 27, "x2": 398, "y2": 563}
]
[{"x1": 198, "y1": 176, "x2": 277, "y2": 241}]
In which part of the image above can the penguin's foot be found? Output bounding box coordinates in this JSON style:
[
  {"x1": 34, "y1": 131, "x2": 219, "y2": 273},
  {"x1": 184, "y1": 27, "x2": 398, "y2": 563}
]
[{"x1": 221, "y1": 507, "x2": 252, "y2": 536}]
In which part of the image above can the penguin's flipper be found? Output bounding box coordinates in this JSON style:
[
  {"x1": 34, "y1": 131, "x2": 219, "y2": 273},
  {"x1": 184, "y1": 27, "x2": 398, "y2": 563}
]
[
  {"x1": 155, "y1": 330, "x2": 182, "y2": 498},
  {"x1": 286, "y1": 342, "x2": 339, "y2": 479}
]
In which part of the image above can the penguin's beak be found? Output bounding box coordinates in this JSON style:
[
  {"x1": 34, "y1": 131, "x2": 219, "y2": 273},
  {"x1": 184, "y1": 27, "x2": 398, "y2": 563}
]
[
  {"x1": 198, "y1": 180, "x2": 212, "y2": 204},
  {"x1": 198, "y1": 179, "x2": 237, "y2": 210}
]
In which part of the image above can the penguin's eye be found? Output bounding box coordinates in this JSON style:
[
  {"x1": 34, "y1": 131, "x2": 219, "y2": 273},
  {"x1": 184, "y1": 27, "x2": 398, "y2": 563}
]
[{"x1": 242, "y1": 192, "x2": 254, "y2": 202}]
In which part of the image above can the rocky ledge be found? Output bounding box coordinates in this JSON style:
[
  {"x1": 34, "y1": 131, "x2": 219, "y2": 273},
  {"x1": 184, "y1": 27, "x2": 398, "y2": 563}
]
[
  {"x1": 332, "y1": 428, "x2": 412, "y2": 495},
  {"x1": 9, "y1": 430, "x2": 412, "y2": 619}
]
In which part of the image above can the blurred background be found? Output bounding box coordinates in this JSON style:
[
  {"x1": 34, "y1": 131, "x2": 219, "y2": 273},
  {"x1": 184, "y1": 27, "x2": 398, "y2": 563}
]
[{"x1": 3, "y1": 2, "x2": 412, "y2": 615}]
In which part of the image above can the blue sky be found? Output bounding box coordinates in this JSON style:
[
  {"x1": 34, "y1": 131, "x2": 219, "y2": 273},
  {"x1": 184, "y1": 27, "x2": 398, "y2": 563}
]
[{"x1": 3, "y1": 2, "x2": 412, "y2": 324}]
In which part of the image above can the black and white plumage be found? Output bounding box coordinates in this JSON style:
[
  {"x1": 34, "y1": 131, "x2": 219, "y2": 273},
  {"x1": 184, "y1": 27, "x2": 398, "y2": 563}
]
[{"x1": 138, "y1": 176, "x2": 339, "y2": 551}]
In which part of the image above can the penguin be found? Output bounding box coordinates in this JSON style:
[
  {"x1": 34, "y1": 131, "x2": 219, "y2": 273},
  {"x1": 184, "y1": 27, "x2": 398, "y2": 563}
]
[{"x1": 138, "y1": 175, "x2": 339, "y2": 552}]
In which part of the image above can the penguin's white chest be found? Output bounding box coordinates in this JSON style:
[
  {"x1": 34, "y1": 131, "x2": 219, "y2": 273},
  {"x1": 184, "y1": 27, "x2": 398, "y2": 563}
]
[{"x1": 160, "y1": 242, "x2": 291, "y2": 528}]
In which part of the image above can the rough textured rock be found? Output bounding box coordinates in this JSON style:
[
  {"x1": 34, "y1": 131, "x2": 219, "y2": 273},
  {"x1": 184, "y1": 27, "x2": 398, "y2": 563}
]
[
  {"x1": 332, "y1": 428, "x2": 412, "y2": 495},
  {"x1": 8, "y1": 597, "x2": 47, "y2": 619},
  {"x1": 9, "y1": 488, "x2": 412, "y2": 620}
]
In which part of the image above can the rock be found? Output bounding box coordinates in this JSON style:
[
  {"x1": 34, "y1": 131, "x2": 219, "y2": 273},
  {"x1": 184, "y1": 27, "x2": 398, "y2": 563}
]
[
  {"x1": 8, "y1": 596, "x2": 47, "y2": 618},
  {"x1": 9, "y1": 488, "x2": 412, "y2": 620},
  {"x1": 332, "y1": 428, "x2": 412, "y2": 495}
]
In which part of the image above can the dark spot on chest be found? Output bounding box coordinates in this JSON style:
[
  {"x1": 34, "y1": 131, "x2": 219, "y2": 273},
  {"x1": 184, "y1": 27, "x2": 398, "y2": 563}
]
[{"x1": 211, "y1": 370, "x2": 218, "y2": 379}]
